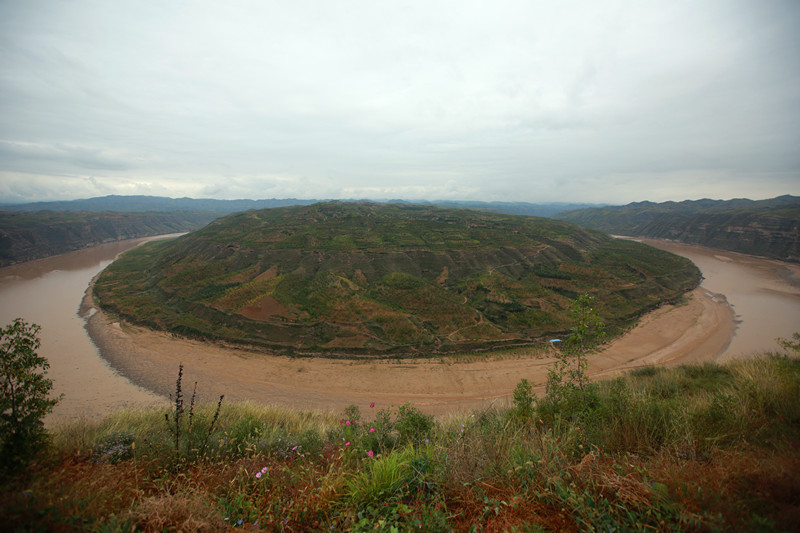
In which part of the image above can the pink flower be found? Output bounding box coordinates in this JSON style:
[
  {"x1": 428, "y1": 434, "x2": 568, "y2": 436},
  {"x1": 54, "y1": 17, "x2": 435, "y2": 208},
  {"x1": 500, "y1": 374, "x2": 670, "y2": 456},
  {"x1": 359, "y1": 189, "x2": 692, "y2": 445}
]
[
  {"x1": 345, "y1": 441, "x2": 351, "y2": 446},
  {"x1": 369, "y1": 427, "x2": 375, "y2": 433},
  {"x1": 345, "y1": 420, "x2": 351, "y2": 426},
  {"x1": 370, "y1": 402, "x2": 375, "y2": 408},
  {"x1": 256, "y1": 472, "x2": 262, "y2": 478},
  {"x1": 367, "y1": 450, "x2": 374, "y2": 457},
  {"x1": 261, "y1": 467, "x2": 268, "y2": 474},
  {"x1": 292, "y1": 446, "x2": 298, "y2": 451}
]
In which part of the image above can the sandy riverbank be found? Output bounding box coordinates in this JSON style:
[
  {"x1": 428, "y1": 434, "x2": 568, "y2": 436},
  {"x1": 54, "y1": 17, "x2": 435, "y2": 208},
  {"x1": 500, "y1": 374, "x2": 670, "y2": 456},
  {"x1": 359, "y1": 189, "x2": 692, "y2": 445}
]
[{"x1": 85, "y1": 284, "x2": 734, "y2": 416}]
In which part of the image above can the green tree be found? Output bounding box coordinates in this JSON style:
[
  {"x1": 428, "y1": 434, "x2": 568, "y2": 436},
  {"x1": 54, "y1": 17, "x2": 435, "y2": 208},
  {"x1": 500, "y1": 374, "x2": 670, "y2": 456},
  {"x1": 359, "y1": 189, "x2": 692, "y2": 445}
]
[
  {"x1": 511, "y1": 378, "x2": 534, "y2": 420},
  {"x1": 1, "y1": 318, "x2": 60, "y2": 469},
  {"x1": 545, "y1": 293, "x2": 606, "y2": 411}
]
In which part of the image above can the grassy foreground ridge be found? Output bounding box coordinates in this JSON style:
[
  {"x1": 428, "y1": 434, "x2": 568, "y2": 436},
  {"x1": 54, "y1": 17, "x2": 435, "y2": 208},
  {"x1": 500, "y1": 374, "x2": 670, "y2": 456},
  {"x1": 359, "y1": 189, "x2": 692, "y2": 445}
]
[{"x1": 3, "y1": 349, "x2": 799, "y2": 531}]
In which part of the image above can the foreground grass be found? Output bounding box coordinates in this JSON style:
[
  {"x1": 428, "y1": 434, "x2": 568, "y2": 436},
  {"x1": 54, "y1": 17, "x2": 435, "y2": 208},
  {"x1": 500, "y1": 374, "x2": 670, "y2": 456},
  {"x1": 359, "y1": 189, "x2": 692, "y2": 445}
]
[{"x1": 2, "y1": 354, "x2": 800, "y2": 532}]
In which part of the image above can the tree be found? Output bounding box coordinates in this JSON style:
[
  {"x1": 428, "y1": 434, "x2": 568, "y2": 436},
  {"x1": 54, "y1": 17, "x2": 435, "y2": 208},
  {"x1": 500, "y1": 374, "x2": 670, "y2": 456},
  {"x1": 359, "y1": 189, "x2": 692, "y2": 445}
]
[
  {"x1": 1, "y1": 318, "x2": 60, "y2": 469},
  {"x1": 545, "y1": 293, "x2": 606, "y2": 412}
]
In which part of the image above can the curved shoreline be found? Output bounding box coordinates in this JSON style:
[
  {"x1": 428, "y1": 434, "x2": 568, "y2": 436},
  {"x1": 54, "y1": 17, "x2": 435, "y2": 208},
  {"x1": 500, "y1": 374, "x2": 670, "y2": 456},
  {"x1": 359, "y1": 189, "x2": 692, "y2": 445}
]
[{"x1": 84, "y1": 284, "x2": 734, "y2": 415}]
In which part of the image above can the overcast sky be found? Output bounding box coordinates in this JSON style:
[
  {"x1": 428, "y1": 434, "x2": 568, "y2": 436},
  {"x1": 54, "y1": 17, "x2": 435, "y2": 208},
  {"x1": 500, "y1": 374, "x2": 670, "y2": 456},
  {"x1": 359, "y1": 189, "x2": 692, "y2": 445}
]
[{"x1": 1, "y1": 1, "x2": 798, "y2": 205}]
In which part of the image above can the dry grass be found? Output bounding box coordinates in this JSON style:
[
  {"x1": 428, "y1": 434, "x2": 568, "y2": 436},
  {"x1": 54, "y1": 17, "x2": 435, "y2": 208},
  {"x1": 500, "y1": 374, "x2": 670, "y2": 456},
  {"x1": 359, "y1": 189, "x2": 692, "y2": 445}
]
[{"x1": 2, "y1": 353, "x2": 799, "y2": 531}]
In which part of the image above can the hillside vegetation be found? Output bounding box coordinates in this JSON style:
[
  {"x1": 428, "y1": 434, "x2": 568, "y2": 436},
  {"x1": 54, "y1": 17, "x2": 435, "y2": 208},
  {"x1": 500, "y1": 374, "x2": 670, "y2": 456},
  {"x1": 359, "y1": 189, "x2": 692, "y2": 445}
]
[
  {"x1": 94, "y1": 202, "x2": 700, "y2": 356},
  {"x1": 555, "y1": 195, "x2": 800, "y2": 262},
  {"x1": 3, "y1": 350, "x2": 799, "y2": 531},
  {"x1": 0, "y1": 210, "x2": 218, "y2": 266},
  {"x1": 1, "y1": 194, "x2": 596, "y2": 218}
]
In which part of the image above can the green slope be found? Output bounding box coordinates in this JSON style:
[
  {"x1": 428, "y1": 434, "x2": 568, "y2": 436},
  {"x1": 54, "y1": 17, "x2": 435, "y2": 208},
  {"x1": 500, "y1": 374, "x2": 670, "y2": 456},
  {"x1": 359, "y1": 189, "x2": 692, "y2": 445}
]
[
  {"x1": 556, "y1": 195, "x2": 800, "y2": 261},
  {"x1": 94, "y1": 202, "x2": 701, "y2": 356},
  {"x1": 0, "y1": 210, "x2": 219, "y2": 266}
]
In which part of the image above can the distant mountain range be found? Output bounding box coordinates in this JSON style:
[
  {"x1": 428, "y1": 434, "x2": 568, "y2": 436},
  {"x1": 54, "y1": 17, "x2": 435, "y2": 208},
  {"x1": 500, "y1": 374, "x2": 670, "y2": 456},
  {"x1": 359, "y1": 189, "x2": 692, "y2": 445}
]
[
  {"x1": 2, "y1": 194, "x2": 798, "y2": 266},
  {"x1": 555, "y1": 195, "x2": 800, "y2": 262},
  {"x1": 0, "y1": 196, "x2": 601, "y2": 266},
  {"x1": 0, "y1": 195, "x2": 597, "y2": 218},
  {"x1": 0, "y1": 195, "x2": 317, "y2": 213}
]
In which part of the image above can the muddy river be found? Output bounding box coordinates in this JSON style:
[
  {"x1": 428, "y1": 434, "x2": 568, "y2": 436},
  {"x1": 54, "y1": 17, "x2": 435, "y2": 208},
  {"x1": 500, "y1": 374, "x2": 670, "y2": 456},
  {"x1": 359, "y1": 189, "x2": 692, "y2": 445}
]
[
  {"x1": 640, "y1": 239, "x2": 800, "y2": 359},
  {"x1": 0, "y1": 238, "x2": 172, "y2": 425},
  {"x1": 0, "y1": 236, "x2": 798, "y2": 425}
]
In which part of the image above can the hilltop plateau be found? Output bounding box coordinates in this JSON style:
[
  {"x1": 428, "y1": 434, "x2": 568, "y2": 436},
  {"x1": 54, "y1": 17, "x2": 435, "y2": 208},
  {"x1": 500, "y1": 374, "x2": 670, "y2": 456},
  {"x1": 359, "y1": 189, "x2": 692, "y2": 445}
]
[{"x1": 93, "y1": 202, "x2": 699, "y2": 356}]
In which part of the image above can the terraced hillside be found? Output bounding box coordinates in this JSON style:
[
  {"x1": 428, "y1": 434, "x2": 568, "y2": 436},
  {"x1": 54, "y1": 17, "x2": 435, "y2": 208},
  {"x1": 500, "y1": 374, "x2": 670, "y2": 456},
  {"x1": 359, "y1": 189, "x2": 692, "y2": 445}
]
[
  {"x1": 556, "y1": 195, "x2": 800, "y2": 262},
  {"x1": 94, "y1": 202, "x2": 701, "y2": 356},
  {"x1": 0, "y1": 210, "x2": 217, "y2": 266}
]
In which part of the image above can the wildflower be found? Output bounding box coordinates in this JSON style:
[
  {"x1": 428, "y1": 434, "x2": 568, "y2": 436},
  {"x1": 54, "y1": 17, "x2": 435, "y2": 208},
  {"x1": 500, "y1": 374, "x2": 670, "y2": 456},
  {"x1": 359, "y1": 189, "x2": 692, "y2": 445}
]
[
  {"x1": 346, "y1": 441, "x2": 351, "y2": 446},
  {"x1": 261, "y1": 467, "x2": 268, "y2": 474},
  {"x1": 256, "y1": 472, "x2": 262, "y2": 478},
  {"x1": 367, "y1": 450, "x2": 374, "y2": 457},
  {"x1": 370, "y1": 402, "x2": 375, "y2": 408},
  {"x1": 237, "y1": 518, "x2": 243, "y2": 525},
  {"x1": 369, "y1": 427, "x2": 375, "y2": 433},
  {"x1": 292, "y1": 445, "x2": 299, "y2": 451},
  {"x1": 345, "y1": 420, "x2": 351, "y2": 426}
]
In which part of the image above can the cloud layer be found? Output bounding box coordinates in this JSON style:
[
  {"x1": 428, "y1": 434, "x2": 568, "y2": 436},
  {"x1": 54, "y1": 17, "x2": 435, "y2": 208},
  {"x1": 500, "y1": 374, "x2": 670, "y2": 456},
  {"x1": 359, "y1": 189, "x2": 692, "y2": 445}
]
[{"x1": 1, "y1": 0, "x2": 798, "y2": 204}]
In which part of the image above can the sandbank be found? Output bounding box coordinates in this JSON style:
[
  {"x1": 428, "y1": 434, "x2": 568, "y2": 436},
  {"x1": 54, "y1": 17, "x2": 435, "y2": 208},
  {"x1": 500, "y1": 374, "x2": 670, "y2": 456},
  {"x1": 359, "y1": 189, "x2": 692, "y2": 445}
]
[{"x1": 85, "y1": 285, "x2": 734, "y2": 415}]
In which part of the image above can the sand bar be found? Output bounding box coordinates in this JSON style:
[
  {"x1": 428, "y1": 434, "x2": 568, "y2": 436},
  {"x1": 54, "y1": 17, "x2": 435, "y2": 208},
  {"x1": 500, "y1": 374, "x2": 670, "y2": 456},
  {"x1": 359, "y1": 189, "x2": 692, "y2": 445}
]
[{"x1": 86, "y1": 284, "x2": 735, "y2": 416}]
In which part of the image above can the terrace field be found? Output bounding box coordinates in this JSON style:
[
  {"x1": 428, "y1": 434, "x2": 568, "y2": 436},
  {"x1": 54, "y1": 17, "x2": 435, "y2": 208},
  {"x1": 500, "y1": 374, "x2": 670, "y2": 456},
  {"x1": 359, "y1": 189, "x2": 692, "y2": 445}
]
[{"x1": 93, "y1": 202, "x2": 701, "y2": 356}]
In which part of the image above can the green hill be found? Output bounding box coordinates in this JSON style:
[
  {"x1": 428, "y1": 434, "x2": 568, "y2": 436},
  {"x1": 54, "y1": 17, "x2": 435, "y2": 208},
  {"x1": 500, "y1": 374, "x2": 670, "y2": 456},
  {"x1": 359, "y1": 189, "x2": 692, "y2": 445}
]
[
  {"x1": 555, "y1": 195, "x2": 800, "y2": 261},
  {"x1": 0, "y1": 210, "x2": 219, "y2": 266},
  {"x1": 94, "y1": 202, "x2": 700, "y2": 356}
]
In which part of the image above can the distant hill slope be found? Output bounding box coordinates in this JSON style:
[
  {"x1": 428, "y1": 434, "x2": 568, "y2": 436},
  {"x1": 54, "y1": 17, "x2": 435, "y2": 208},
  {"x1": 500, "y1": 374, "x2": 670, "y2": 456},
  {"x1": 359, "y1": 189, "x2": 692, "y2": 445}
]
[
  {"x1": 0, "y1": 210, "x2": 218, "y2": 266},
  {"x1": 94, "y1": 202, "x2": 700, "y2": 357},
  {"x1": 0, "y1": 196, "x2": 602, "y2": 266},
  {"x1": 555, "y1": 195, "x2": 800, "y2": 262},
  {"x1": 0, "y1": 195, "x2": 598, "y2": 218},
  {"x1": 0, "y1": 195, "x2": 317, "y2": 213}
]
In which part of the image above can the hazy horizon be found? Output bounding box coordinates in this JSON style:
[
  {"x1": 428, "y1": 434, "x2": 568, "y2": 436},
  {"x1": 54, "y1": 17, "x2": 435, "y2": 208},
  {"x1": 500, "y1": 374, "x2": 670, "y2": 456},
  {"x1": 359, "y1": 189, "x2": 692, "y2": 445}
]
[
  {"x1": 2, "y1": 1, "x2": 799, "y2": 205},
  {"x1": 3, "y1": 192, "x2": 798, "y2": 209}
]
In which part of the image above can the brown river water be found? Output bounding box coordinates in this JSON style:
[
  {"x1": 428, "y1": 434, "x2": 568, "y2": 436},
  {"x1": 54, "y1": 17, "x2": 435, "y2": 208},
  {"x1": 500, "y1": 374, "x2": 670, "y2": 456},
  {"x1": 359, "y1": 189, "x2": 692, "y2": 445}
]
[
  {"x1": 0, "y1": 236, "x2": 798, "y2": 426},
  {"x1": 0, "y1": 238, "x2": 173, "y2": 426},
  {"x1": 639, "y1": 239, "x2": 800, "y2": 359}
]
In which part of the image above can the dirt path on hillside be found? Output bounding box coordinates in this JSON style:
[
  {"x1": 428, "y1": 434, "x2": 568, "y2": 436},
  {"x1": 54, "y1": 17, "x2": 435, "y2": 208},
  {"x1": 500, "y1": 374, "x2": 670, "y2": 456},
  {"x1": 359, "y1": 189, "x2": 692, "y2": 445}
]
[{"x1": 86, "y1": 286, "x2": 734, "y2": 416}]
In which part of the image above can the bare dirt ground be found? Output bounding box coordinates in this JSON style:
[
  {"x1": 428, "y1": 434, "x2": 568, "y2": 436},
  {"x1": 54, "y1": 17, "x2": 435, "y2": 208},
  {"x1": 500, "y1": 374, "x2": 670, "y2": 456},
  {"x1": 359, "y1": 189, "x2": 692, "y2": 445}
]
[{"x1": 86, "y1": 285, "x2": 734, "y2": 416}]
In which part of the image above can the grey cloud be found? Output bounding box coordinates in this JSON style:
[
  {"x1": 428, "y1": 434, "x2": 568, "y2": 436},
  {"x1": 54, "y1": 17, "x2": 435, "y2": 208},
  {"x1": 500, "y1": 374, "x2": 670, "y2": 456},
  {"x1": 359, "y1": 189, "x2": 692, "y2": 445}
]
[{"x1": 0, "y1": 0, "x2": 798, "y2": 204}]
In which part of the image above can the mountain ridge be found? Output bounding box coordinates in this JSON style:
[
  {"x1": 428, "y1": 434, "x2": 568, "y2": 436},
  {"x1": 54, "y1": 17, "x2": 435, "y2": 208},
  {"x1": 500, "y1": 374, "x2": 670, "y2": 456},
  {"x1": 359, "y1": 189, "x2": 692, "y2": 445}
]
[
  {"x1": 0, "y1": 194, "x2": 599, "y2": 218},
  {"x1": 0, "y1": 210, "x2": 218, "y2": 266},
  {"x1": 555, "y1": 195, "x2": 800, "y2": 261}
]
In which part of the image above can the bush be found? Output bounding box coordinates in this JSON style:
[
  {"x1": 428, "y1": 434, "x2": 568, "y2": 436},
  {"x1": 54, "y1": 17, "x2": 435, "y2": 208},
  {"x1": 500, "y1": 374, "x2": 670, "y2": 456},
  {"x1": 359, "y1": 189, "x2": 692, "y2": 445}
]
[
  {"x1": 395, "y1": 403, "x2": 434, "y2": 445},
  {"x1": 512, "y1": 378, "x2": 534, "y2": 420},
  {"x1": 0, "y1": 319, "x2": 61, "y2": 470}
]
